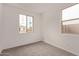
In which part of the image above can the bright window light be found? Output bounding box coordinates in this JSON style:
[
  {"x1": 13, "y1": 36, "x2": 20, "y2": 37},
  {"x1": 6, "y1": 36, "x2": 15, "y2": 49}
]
[
  {"x1": 19, "y1": 14, "x2": 26, "y2": 26},
  {"x1": 19, "y1": 14, "x2": 33, "y2": 33},
  {"x1": 63, "y1": 19, "x2": 79, "y2": 25},
  {"x1": 27, "y1": 16, "x2": 33, "y2": 32},
  {"x1": 62, "y1": 4, "x2": 79, "y2": 25}
]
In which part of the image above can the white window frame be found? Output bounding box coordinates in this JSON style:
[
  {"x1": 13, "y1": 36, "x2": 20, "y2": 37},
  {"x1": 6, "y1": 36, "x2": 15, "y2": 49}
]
[{"x1": 19, "y1": 14, "x2": 33, "y2": 33}]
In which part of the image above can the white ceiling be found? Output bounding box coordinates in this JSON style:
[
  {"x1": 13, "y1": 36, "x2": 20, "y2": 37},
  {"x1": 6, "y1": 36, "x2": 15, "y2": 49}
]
[{"x1": 5, "y1": 3, "x2": 77, "y2": 13}]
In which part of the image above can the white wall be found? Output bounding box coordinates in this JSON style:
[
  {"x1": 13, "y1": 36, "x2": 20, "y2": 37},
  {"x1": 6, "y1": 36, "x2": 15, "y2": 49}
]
[
  {"x1": 1, "y1": 4, "x2": 79, "y2": 56},
  {"x1": 42, "y1": 10, "x2": 79, "y2": 55},
  {"x1": 1, "y1": 4, "x2": 42, "y2": 50},
  {"x1": 0, "y1": 4, "x2": 4, "y2": 52}
]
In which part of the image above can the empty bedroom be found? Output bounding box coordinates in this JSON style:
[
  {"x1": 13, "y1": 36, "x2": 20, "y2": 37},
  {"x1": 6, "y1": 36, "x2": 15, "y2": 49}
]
[{"x1": 0, "y1": 3, "x2": 79, "y2": 56}]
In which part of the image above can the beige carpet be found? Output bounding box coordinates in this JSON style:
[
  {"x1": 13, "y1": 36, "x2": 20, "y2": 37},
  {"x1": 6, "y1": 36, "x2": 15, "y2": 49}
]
[{"x1": 1, "y1": 41, "x2": 76, "y2": 56}]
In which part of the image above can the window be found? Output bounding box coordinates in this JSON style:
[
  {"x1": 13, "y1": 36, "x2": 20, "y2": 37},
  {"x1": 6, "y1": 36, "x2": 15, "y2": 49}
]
[
  {"x1": 62, "y1": 4, "x2": 79, "y2": 25},
  {"x1": 19, "y1": 14, "x2": 33, "y2": 33},
  {"x1": 62, "y1": 4, "x2": 79, "y2": 34}
]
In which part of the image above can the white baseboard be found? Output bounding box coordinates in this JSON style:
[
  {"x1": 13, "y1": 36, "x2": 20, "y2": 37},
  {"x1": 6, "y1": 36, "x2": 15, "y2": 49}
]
[
  {"x1": 2, "y1": 40, "x2": 42, "y2": 50},
  {"x1": 43, "y1": 40, "x2": 77, "y2": 56}
]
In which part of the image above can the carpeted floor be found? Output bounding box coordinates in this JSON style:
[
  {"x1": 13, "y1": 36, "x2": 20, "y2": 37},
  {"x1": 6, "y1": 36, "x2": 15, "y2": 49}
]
[{"x1": 1, "y1": 41, "x2": 76, "y2": 56}]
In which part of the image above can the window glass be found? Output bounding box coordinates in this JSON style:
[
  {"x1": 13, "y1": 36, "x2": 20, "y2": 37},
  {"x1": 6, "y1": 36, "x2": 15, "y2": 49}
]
[
  {"x1": 19, "y1": 14, "x2": 33, "y2": 33},
  {"x1": 62, "y1": 4, "x2": 79, "y2": 21}
]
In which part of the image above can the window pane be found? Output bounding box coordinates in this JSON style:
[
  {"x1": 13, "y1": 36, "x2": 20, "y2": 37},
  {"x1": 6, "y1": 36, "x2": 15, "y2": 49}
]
[
  {"x1": 62, "y1": 4, "x2": 79, "y2": 21},
  {"x1": 27, "y1": 16, "x2": 33, "y2": 32},
  {"x1": 19, "y1": 14, "x2": 26, "y2": 33},
  {"x1": 63, "y1": 19, "x2": 79, "y2": 25}
]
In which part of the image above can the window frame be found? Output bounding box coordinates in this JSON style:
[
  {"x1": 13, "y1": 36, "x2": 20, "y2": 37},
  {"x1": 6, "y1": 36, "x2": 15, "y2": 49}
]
[{"x1": 19, "y1": 14, "x2": 34, "y2": 33}]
